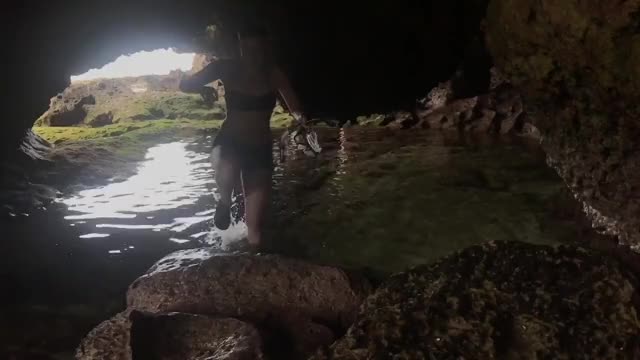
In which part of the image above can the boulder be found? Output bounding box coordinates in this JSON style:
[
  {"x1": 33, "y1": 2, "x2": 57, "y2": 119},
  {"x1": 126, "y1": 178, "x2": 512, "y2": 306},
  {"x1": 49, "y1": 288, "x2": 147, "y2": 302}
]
[
  {"x1": 39, "y1": 94, "x2": 95, "y2": 127},
  {"x1": 127, "y1": 249, "x2": 370, "y2": 331},
  {"x1": 311, "y1": 241, "x2": 640, "y2": 359},
  {"x1": 76, "y1": 311, "x2": 264, "y2": 360}
]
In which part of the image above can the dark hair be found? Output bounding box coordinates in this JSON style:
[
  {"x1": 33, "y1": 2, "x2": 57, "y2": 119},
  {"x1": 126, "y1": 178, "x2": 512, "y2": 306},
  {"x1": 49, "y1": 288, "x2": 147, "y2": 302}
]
[{"x1": 237, "y1": 23, "x2": 269, "y2": 39}]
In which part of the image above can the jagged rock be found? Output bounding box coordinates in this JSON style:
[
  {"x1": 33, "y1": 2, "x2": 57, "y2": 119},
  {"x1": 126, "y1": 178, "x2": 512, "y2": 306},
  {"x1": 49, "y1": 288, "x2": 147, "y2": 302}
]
[
  {"x1": 76, "y1": 311, "x2": 263, "y2": 360},
  {"x1": 417, "y1": 79, "x2": 454, "y2": 111},
  {"x1": 311, "y1": 241, "x2": 640, "y2": 359},
  {"x1": 39, "y1": 94, "x2": 95, "y2": 127},
  {"x1": 127, "y1": 249, "x2": 370, "y2": 331}
]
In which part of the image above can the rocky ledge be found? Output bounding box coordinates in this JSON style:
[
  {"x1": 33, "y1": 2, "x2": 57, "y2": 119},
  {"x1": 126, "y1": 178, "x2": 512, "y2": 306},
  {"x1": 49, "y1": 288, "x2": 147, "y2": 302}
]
[
  {"x1": 77, "y1": 249, "x2": 371, "y2": 360},
  {"x1": 311, "y1": 240, "x2": 640, "y2": 359}
]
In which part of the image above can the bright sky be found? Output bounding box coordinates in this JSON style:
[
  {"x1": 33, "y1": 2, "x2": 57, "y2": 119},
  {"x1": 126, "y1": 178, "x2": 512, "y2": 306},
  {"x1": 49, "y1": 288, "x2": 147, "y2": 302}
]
[{"x1": 70, "y1": 48, "x2": 195, "y2": 82}]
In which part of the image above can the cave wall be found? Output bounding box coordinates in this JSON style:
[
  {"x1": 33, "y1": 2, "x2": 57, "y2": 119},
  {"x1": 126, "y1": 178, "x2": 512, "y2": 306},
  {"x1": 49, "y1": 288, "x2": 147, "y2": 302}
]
[
  {"x1": 486, "y1": 0, "x2": 640, "y2": 245},
  {"x1": 2, "y1": 0, "x2": 489, "y2": 154}
]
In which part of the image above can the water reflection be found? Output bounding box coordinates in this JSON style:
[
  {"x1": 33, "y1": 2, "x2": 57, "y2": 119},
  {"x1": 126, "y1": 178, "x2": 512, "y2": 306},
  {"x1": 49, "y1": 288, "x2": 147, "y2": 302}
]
[{"x1": 59, "y1": 141, "x2": 218, "y2": 242}]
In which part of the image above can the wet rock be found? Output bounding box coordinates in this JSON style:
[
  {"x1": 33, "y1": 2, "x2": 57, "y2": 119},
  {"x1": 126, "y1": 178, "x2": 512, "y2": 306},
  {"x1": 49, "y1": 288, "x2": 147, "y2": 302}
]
[
  {"x1": 311, "y1": 241, "x2": 640, "y2": 359},
  {"x1": 76, "y1": 311, "x2": 132, "y2": 360},
  {"x1": 76, "y1": 311, "x2": 264, "y2": 360},
  {"x1": 127, "y1": 249, "x2": 370, "y2": 331},
  {"x1": 39, "y1": 94, "x2": 95, "y2": 127},
  {"x1": 130, "y1": 311, "x2": 264, "y2": 360}
]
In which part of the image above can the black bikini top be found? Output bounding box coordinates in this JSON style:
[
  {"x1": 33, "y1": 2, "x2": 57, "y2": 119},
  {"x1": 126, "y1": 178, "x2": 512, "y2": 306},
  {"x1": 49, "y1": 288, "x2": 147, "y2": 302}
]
[{"x1": 225, "y1": 88, "x2": 277, "y2": 111}]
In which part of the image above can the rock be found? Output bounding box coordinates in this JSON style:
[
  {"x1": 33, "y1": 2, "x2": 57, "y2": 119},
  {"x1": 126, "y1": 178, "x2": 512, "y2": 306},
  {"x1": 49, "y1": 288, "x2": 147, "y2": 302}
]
[
  {"x1": 311, "y1": 241, "x2": 640, "y2": 359},
  {"x1": 130, "y1": 311, "x2": 264, "y2": 360},
  {"x1": 417, "y1": 79, "x2": 454, "y2": 111},
  {"x1": 486, "y1": 0, "x2": 640, "y2": 245},
  {"x1": 88, "y1": 111, "x2": 113, "y2": 127},
  {"x1": 77, "y1": 311, "x2": 264, "y2": 360},
  {"x1": 76, "y1": 311, "x2": 132, "y2": 360},
  {"x1": 127, "y1": 249, "x2": 370, "y2": 331},
  {"x1": 39, "y1": 94, "x2": 95, "y2": 126},
  {"x1": 262, "y1": 312, "x2": 336, "y2": 359},
  {"x1": 521, "y1": 122, "x2": 541, "y2": 141}
]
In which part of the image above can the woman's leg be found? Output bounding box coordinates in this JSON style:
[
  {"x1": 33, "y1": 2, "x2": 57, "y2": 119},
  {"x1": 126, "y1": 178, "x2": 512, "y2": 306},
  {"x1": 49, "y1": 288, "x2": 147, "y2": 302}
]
[
  {"x1": 214, "y1": 149, "x2": 239, "y2": 230},
  {"x1": 242, "y1": 167, "x2": 272, "y2": 247}
]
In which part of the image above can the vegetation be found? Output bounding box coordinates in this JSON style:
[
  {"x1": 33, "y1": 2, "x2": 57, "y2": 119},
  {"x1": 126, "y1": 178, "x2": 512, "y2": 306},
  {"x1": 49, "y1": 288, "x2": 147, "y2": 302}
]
[
  {"x1": 34, "y1": 119, "x2": 223, "y2": 144},
  {"x1": 84, "y1": 92, "x2": 226, "y2": 125}
]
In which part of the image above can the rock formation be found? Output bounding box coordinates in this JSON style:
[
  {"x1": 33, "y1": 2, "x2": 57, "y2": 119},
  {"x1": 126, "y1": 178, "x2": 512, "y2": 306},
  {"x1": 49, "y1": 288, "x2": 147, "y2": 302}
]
[
  {"x1": 311, "y1": 241, "x2": 640, "y2": 359},
  {"x1": 485, "y1": 0, "x2": 640, "y2": 245},
  {"x1": 38, "y1": 94, "x2": 96, "y2": 127},
  {"x1": 77, "y1": 249, "x2": 371, "y2": 359},
  {"x1": 380, "y1": 67, "x2": 532, "y2": 138}
]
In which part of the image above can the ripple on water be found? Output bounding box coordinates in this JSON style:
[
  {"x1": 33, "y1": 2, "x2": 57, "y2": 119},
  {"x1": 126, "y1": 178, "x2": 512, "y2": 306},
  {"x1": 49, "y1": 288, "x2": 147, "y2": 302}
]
[
  {"x1": 58, "y1": 141, "x2": 224, "y2": 246},
  {"x1": 43, "y1": 129, "x2": 588, "y2": 273}
]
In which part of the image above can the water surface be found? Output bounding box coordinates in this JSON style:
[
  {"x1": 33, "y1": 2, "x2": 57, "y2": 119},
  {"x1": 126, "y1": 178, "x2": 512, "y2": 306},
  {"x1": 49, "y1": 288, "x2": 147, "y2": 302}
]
[{"x1": 0, "y1": 128, "x2": 589, "y2": 357}]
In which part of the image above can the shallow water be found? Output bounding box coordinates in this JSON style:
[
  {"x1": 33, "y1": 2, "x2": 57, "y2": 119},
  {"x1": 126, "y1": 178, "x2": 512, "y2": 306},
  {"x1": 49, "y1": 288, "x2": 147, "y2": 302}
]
[{"x1": 0, "y1": 127, "x2": 590, "y2": 357}]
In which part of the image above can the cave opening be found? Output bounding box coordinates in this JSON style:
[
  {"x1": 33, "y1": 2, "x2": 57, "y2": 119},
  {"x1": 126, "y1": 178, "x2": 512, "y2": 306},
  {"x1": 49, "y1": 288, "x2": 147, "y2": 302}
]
[{"x1": 31, "y1": 45, "x2": 230, "y2": 136}]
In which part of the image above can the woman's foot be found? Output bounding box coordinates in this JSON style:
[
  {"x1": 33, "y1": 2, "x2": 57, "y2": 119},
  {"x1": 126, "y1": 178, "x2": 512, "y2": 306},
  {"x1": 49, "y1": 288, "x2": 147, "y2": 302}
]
[{"x1": 214, "y1": 202, "x2": 231, "y2": 230}]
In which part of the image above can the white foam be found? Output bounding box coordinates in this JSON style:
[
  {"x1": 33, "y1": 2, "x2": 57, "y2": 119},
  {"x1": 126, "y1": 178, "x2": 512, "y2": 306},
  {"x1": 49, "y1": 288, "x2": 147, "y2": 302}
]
[{"x1": 204, "y1": 221, "x2": 248, "y2": 250}]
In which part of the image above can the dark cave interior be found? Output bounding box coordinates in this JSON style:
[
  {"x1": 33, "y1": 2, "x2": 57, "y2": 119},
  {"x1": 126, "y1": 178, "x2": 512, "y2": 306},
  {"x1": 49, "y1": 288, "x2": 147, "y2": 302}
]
[{"x1": 3, "y1": 0, "x2": 640, "y2": 359}]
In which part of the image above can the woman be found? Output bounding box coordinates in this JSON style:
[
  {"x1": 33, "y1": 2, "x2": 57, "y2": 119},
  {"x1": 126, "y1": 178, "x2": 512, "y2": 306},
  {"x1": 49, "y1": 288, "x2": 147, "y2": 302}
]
[{"x1": 179, "y1": 25, "x2": 307, "y2": 251}]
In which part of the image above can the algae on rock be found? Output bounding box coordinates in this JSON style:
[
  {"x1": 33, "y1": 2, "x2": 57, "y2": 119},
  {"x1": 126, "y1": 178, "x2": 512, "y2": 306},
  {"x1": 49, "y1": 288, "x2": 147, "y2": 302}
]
[{"x1": 311, "y1": 241, "x2": 640, "y2": 359}]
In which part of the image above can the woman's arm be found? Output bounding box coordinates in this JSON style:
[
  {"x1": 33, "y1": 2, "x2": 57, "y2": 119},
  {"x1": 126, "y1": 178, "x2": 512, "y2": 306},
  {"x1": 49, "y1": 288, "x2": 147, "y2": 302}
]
[
  {"x1": 272, "y1": 66, "x2": 307, "y2": 123},
  {"x1": 179, "y1": 61, "x2": 225, "y2": 93}
]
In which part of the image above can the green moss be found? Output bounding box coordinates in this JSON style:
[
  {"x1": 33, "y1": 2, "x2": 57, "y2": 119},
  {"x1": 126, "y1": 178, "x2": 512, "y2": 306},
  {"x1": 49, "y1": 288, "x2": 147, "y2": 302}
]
[{"x1": 33, "y1": 119, "x2": 223, "y2": 144}]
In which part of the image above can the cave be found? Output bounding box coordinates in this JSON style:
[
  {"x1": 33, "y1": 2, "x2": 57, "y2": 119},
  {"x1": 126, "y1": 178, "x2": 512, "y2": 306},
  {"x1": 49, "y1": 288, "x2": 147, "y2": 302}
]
[{"x1": 2, "y1": 0, "x2": 640, "y2": 359}]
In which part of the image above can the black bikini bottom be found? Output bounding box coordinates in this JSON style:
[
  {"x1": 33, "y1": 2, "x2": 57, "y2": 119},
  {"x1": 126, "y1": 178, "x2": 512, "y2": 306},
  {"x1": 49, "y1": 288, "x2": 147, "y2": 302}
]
[{"x1": 213, "y1": 135, "x2": 273, "y2": 173}]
